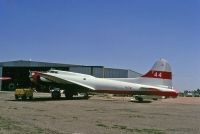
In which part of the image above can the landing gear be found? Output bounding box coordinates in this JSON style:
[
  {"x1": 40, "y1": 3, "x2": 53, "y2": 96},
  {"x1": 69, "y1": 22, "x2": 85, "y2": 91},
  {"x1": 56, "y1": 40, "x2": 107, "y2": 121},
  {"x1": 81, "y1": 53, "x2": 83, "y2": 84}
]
[
  {"x1": 135, "y1": 96, "x2": 143, "y2": 102},
  {"x1": 64, "y1": 91, "x2": 73, "y2": 99},
  {"x1": 82, "y1": 92, "x2": 89, "y2": 99},
  {"x1": 51, "y1": 90, "x2": 61, "y2": 99},
  {"x1": 15, "y1": 95, "x2": 19, "y2": 100},
  {"x1": 50, "y1": 88, "x2": 88, "y2": 100}
]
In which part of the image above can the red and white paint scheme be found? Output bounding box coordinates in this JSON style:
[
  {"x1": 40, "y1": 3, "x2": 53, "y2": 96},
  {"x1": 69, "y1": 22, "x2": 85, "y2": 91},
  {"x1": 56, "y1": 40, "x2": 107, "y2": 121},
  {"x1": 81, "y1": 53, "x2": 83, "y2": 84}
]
[{"x1": 33, "y1": 59, "x2": 178, "y2": 100}]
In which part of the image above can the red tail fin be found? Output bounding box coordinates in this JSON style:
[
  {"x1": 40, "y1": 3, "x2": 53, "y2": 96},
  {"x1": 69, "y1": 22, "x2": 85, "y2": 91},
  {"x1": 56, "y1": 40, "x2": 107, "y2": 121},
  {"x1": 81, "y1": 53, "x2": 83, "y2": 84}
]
[
  {"x1": 142, "y1": 71, "x2": 172, "y2": 80},
  {"x1": 138, "y1": 59, "x2": 172, "y2": 88}
]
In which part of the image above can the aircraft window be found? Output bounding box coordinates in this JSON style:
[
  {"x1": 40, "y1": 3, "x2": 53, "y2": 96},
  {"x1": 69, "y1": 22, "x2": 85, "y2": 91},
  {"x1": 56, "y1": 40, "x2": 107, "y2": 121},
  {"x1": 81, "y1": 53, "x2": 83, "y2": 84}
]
[{"x1": 49, "y1": 71, "x2": 58, "y2": 74}]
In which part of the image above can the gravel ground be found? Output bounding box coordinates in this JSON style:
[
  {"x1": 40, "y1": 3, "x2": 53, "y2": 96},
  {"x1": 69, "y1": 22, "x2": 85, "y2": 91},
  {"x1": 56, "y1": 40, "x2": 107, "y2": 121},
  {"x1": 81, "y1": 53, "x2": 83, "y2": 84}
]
[{"x1": 0, "y1": 91, "x2": 200, "y2": 134}]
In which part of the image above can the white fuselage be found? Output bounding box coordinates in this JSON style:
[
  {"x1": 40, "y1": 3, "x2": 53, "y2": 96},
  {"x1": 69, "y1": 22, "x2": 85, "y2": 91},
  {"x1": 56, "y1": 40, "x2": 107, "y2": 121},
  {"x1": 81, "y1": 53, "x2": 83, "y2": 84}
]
[{"x1": 42, "y1": 70, "x2": 175, "y2": 95}]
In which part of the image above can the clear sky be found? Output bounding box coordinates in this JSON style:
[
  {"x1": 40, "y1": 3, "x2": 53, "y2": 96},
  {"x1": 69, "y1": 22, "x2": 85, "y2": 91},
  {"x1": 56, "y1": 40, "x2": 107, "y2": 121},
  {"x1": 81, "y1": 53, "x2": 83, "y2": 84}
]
[{"x1": 0, "y1": 0, "x2": 200, "y2": 91}]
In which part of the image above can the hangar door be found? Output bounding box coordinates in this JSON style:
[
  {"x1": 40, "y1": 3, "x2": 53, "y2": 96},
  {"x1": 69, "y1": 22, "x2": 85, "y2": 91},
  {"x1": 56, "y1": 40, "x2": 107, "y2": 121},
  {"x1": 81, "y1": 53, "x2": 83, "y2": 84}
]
[{"x1": 1, "y1": 67, "x2": 69, "y2": 91}]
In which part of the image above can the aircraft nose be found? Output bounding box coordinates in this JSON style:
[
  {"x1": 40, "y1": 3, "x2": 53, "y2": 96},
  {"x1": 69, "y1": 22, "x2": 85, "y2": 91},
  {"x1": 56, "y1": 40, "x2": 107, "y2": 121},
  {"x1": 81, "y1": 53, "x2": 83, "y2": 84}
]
[{"x1": 29, "y1": 71, "x2": 40, "y2": 83}]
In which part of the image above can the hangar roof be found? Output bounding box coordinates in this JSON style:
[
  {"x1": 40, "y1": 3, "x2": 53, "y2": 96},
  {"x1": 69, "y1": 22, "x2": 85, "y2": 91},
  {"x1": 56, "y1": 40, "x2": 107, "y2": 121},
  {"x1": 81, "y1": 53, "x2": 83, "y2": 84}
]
[
  {"x1": 0, "y1": 60, "x2": 88, "y2": 67},
  {"x1": 0, "y1": 60, "x2": 141, "y2": 77},
  {"x1": 0, "y1": 60, "x2": 72, "y2": 67}
]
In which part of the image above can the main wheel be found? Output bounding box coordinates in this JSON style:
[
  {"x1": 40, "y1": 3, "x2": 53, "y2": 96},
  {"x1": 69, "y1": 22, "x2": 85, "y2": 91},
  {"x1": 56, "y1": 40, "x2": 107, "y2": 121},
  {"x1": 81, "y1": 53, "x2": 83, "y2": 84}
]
[
  {"x1": 135, "y1": 96, "x2": 143, "y2": 102},
  {"x1": 83, "y1": 93, "x2": 89, "y2": 99},
  {"x1": 64, "y1": 91, "x2": 73, "y2": 99},
  {"x1": 138, "y1": 97, "x2": 143, "y2": 102},
  {"x1": 51, "y1": 91, "x2": 61, "y2": 99}
]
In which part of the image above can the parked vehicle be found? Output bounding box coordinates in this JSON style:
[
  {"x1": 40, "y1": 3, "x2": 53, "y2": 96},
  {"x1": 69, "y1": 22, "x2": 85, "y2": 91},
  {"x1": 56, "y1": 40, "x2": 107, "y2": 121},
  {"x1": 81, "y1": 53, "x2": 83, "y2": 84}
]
[
  {"x1": 185, "y1": 92, "x2": 193, "y2": 97},
  {"x1": 15, "y1": 88, "x2": 33, "y2": 100}
]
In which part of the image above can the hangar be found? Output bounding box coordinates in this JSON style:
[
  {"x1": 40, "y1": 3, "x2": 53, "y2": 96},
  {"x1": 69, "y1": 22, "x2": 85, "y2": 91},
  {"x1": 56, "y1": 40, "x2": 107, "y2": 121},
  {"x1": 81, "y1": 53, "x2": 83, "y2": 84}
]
[{"x1": 0, "y1": 60, "x2": 141, "y2": 91}]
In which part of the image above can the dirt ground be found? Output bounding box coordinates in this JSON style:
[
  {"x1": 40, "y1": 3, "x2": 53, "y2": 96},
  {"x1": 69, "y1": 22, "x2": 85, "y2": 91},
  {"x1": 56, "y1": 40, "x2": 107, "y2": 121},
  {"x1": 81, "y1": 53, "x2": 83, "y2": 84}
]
[{"x1": 0, "y1": 91, "x2": 200, "y2": 134}]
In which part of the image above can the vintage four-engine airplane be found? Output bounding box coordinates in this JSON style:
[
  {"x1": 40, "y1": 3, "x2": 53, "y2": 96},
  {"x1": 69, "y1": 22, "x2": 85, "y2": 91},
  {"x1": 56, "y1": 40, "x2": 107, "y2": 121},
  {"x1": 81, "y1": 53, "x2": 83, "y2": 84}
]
[{"x1": 30, "y1": 59, "x2": 178, "y2": 101}]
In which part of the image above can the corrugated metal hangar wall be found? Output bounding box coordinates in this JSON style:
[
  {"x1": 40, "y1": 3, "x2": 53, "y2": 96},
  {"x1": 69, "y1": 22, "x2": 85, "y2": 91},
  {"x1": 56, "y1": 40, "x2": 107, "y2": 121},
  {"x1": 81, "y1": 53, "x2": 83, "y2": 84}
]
[{"x1": 0, "y1": 60, "x2": 141, "y2": 91}]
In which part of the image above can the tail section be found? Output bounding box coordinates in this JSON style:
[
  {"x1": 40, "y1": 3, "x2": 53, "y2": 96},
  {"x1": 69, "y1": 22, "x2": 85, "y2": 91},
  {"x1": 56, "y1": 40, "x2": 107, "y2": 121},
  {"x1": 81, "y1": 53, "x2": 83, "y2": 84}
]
[{"x1": 137, "y1": 59, "x2": 172, "y2": 89}]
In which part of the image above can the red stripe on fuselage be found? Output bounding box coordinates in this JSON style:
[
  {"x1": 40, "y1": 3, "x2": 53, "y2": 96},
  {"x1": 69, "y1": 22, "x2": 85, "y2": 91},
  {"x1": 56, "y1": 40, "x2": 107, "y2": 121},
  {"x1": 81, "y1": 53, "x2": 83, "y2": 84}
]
[
  {"x1": 142, "y1": 70, "x2": 172, "y2": 80},
  {"x1": 95, "y1": 89, "x2": 178, "y2": 97}
]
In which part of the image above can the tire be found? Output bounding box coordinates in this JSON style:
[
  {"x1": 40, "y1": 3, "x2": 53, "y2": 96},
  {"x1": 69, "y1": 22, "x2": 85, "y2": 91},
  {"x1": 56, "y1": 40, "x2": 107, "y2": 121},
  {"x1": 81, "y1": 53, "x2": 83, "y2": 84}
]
[
  {"x1": 135, "y1": 96, "x2": 143, "y2": 102},
  {"x1": 51, "y1": 91, "x2": 61, "y2": 99},
  {"x1": 83, "y1": 93, "x2": 89, "y2": 99},
  {"x1": 152, "y1": 98, "x2": 158, "y2": 101},
  {"x1": 138, "y1": 97, "x2": 143, "y2": 102},
  {"x1": 64, "y1": 91, "x2": 73, "y2": 100},
  {"x1": 15, "y1": 95, "x2": 19, "y2": 100},
  {"x1": 29, "y1": 96, "x2": 33, "y2": 100},
  {"x1": 22, "y1": 95, "x2": 27, "y2": 101},
  {"x1": 8, "y1": 83, "x2": 16, "y2": 91}
]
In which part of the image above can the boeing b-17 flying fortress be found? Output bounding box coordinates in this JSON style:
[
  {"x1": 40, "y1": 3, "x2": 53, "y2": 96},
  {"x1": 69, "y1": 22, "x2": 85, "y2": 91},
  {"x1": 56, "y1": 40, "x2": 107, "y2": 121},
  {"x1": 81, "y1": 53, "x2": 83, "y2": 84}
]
[{"x1": 0, "y1": 0, "x2": 199, "y2": 133}]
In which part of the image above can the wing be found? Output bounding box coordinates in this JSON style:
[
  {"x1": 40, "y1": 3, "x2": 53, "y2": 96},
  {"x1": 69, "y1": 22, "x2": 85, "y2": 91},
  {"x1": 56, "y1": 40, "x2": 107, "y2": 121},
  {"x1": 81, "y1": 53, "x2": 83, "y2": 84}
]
[{"x1": 39, "y1": 73, "x2": 95, "y2": 90}]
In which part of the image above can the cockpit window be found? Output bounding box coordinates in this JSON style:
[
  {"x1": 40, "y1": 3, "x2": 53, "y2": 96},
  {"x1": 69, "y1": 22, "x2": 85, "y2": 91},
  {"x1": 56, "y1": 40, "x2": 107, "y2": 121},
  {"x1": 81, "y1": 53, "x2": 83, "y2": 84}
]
[{"x1": 49, "y1": 70, "x2": 58, "y2": 74}]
